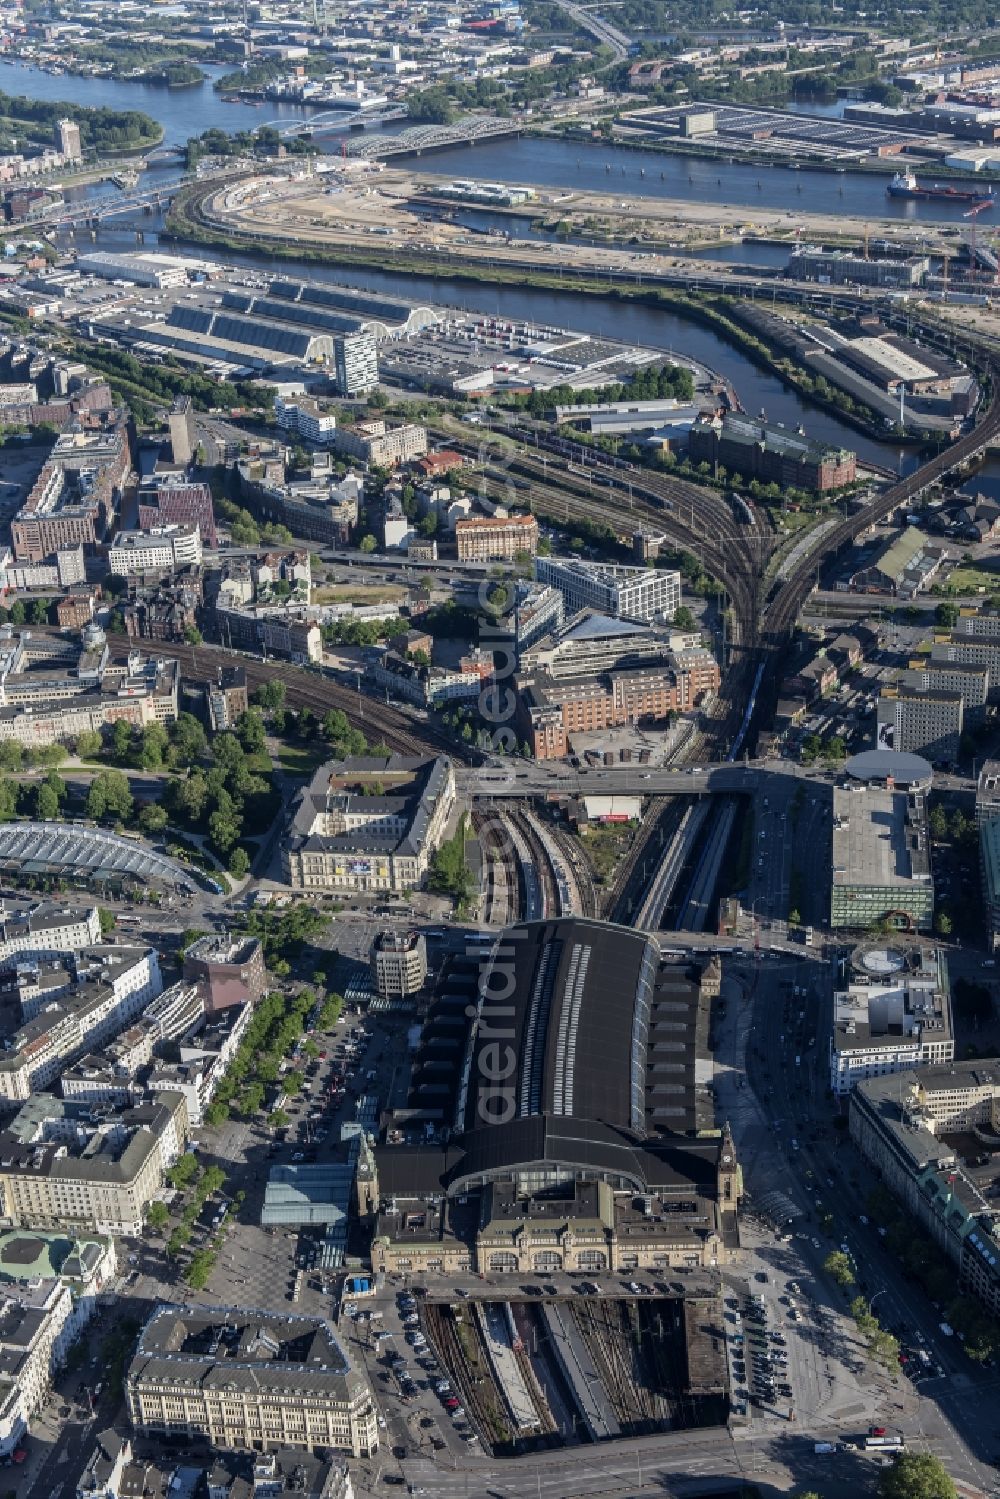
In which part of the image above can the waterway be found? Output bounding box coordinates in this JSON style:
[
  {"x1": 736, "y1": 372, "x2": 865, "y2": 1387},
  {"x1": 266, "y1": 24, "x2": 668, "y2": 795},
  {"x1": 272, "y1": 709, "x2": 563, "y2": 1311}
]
[
  {"x1": 76, "y1": 214, "x2": 918, "y2": 474},
  {"x1": 5, "y1": 56, "x2": 926, "y2": 471},
  {"x1": 0, "y1": 58, "x2": 991, "y2": 227}
]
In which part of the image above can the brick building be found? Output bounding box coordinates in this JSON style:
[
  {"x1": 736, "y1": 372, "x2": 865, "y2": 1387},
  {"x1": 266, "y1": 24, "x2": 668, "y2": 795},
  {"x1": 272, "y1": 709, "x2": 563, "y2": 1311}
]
[
  {"x1": 137, "y1": 478, "x2": 217, "y2": 549},
  {"x1": 688, "y1": 413, "x2": 856, "y2": 492},
  {"x1": 455, "y1": 513, "x2": 539, "y2": 563}
]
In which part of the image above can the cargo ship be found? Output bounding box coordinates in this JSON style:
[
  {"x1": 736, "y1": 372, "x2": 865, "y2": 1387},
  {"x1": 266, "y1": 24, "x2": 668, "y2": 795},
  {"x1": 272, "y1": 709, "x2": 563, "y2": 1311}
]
[{"x1": 887, "y1": 170, "x2": 994, "y2": 206}]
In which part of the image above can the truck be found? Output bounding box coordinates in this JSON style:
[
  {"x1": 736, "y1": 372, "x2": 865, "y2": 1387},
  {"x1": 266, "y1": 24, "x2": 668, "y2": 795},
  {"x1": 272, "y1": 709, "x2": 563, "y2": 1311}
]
[{"x1": 815, "y1": 1443, "x2": 835, "y2": 1455}]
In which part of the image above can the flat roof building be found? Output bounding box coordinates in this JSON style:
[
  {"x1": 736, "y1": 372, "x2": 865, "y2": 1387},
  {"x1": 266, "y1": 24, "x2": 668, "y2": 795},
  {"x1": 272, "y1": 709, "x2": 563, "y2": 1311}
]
[
  {"x1": 370, "y1": 929, "x2": 427, "y2": 1000},
  {"x1": 830, "y1": 944, "x2": 953, "y2": 1096},
  {"x1": 876, "y1": 681, "x2": 964, "y2": 765},
  {"x1": 535, "y1": 557, "x2": 682, "y2": 624},
  {"x1": 831, "y1": 783, "x2": 933, "y2": 931}
]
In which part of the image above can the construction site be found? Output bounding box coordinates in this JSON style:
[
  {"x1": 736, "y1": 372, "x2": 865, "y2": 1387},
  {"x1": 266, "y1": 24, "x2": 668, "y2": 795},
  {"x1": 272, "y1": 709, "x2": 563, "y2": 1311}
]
[{"x1": 418, "y1": 1292, "x2": 728, "y2": 1456}]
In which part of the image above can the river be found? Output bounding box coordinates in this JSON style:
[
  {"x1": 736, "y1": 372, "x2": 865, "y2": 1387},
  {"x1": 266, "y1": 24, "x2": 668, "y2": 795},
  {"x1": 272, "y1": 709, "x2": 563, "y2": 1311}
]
[
  {"x1": 5, "y1": 56, "x2": 925, "y2": 470},
  {"x1": 75, "y1": 214, "x2": 918, "y2": 474},
  {"x1": 0, "y1": 58, "x2": 991, "y2": 227}
]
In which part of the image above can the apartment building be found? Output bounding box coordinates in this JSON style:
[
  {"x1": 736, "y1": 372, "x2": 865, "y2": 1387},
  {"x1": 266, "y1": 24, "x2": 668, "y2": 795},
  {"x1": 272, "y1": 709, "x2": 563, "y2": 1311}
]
[
  {"x1": 0, "y1": 1092, "x2": 188, "y2": 1237},
  {"x1": 850, "y1": 1062, "x2": 1000, "y2": 1319},
  {"x1": 334, "y1": 330, "x2": 379, "y2": 397},
  {"x1": 332, "y1": 421, "x2": 427, "y2": 468},
  {"x1": 370, "y1": 930, "x2": 427, "y2": 1000},
  {"x1": 108, "y1": 525, "x2": 203, "y2": 577},
  {"x1": 830, "y1": 944, "x2": 953, "y2": 1096},
  {"x1": 274, "y1": 395, "x2": 339, "y2": 446},
  {"x1": 535, "y1": 557, "x2": 682, "y2": 623},
  {"x1": 0, "y1": 545, "x2": 85, "y2": 594},
  {"x1": 931, "y1": 635, "x2": 1000, "y2": 699},
  {"x1": 147, "y1": 1002, "x2": 252, "y2": 1127},
  {"x1": 11, "y1": 409, "x2": 131, "y2": 563},
  {"x1": 455, "y1": 513, "x2": 539, "y2": 563},
  {"x1": 901, "y1": 659, "x2": 989, "y2": 728},
  {"x1": 126, "y1": 1305, "x2": 378, "y2": 1459},
  {"x1": 284, "y1": 756, "x2": 455, "y2": 892},
  {"x1": 0, "y1": 946, "x2": 161, "y2": 1106},
  {"x1": 511, "y1": 580, "x2": 564, "y2": 660}
]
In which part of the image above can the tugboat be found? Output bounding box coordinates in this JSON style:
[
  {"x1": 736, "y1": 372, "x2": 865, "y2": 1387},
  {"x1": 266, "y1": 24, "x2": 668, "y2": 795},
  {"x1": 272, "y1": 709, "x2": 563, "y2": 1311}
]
[{"x1": 887, "y1": 169, "x2": 993, "y2": 206}]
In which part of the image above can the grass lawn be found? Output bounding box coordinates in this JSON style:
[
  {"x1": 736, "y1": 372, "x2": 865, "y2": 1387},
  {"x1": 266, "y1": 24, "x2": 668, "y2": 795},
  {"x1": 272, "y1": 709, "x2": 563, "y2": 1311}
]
[
  {"x1": 312, "y1": 584, "x2": 406, "y2": 606},
  {"x1": 937, "y1": 565, "x2": 1000, "y2": 595},
  {"x1": 245, "y1": 751, "x2": 274, "y2": 774},
  {"x1": 277, "y1": 742, "x2": 331, "y2": 775}
]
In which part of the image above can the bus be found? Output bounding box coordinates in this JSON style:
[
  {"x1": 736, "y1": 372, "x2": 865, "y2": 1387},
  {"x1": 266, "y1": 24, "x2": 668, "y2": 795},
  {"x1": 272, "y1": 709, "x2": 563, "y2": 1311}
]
[{"x1": 865, "y1": 1436, "x2": 905, "y2": 1452}]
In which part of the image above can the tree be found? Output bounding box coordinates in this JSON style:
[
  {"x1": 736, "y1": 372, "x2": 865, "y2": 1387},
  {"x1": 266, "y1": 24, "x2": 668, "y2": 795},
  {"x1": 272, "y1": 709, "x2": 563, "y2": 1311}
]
[
  {"x1": 358, "y1": 534, "x2": 377, "y2": 554},
  {"x1": 935, "y1": 911, "x2": 953, "y2": 936},
  {"x1": 879, "y1": 1453, "x2": 956, "y2": 1499},
  {"x1": 183, "y1": 626, "x2": 203, "y2": 646},
  {"x1": 98, "y1": 908, "x2": 117, "y2": 937},
  {"x1": 209, "y1": 809, "x2": 240, "y2": 853},
  {"x1": 282, "y1": 1069, "x2": 304, "y2": 1096},
  {"x1": 140, "y1": 722, "x2": 169, "y2": 770},
  {"x1": 34, "y1": 782, "x2": 60, "y2": 822},
  {"x1": 237, "y1": 709, "x2": 266, "y2": 754},
  {"x1": 75, "y1": 729, "x2": 103, "y2": 759},
  {"x1": 112, "y1": 719, "x2": 133, "y2": 763},
  {"x1": 253, "y1": 680, "x2": 286, "y2": 712},
  {"x1": 673, "y1": 605, "x2": 696, "y2": 630},
  {"x1": 169, "y1": 713, "x2": 208, "y2": 766},
  {"x1": 928, "y1": 804, "x2": 949, "y2": 841},
  {"x1": 0, "y1": 780, "x2": 16, "y2": 822},
  {"x1": 0, "y1": 744, "x2": 21, "y2": 773},
  {"x1": 146, "y1": 1201, "x2": 169, "y2": 1232},
  {"x1": 29, "y1": 598, "x2": 48, "y2": 626},
  {"x1": 8, "y1": 601, "x2": 24, "y2": 627},
  {"x1": 87, "y1": 770, "x2": 134, "y2": 823},
  {"x1": 823, "y1": 1250, "x2": 855, "y2": 1288},
  {"x1": 139, "y1": 803, "x2": 169, "y2": 835},
  {"x1": 934, "y1": 601, "x2": 959, "y2": 629},
  {"x1": 229, "y1": 846, "x2": 250, "y2": 878},
  {"x1": 268, "y1": 1108, "x2": 290, "y2": 1128}
]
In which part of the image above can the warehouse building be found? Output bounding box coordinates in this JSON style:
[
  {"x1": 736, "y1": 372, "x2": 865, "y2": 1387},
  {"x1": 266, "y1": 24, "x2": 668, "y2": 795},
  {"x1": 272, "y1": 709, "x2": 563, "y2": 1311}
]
[
  {"x1": 688, "y1": 413, "x2": 856, "y2": 492},
  {"x1": 849, "y1": 525, "x2": 950, "y2": 597},
  {"x1": 830, "y1": 780, "x2": 934, "y2": 932},
  {"x1": 361, "y1": 919, "x2": 738, "y2": 1277}
]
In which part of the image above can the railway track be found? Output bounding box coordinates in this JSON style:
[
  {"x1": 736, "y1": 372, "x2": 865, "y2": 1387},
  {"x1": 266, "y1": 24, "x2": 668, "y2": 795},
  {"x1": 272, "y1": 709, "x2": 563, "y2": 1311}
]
[
  {"x1": 108, "y1": 635, "x2": 472, "y2": 762},
  {"x1": 472, "y1": 809, "x2": 521, "y2": 926}
]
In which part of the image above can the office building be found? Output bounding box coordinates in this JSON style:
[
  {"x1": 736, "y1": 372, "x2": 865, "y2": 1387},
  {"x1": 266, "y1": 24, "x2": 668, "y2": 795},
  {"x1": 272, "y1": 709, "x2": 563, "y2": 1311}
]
[
  {"x1": 137, "y1": 478, "x2": 217, "y2": 549},
  {"x1": 902, "y1": 659, "x2": 989, "y2": 728},
  {"x1": 830, "y1": 782, "x2": 933, "y2": 932},
  {"x1": 108, "y1": 524, "x2": 203, "y2": 576},
  {"x1": 370, "y1": 930, "x2": 427, "y2": 999},
  {"x1": 0, "y1": 904, "x2": 101, "y2": 964},
  {"x1": 147, "y1": 1001, "x2": 252, "y2": 1127},
  {"x1": 688, "y1": 412, "x2": 856, "y2": 492},
  {"x1": 332, "y1": 421, "x2": 427, "y2": 468},
  {"x1": 283, "y1": 756, "x2": 455, "y2": 893},
  {"x1": 876, "y1": 682, "x2": 964, "y2": 763},
  {"x1": 363, "y1": 921, "x2": 739, "y2": 1276},
  {"x1": 126, "y1": 1305, "x2": 378, "y2": 1459},
  {"x1": 850, "y1": 1062, "x2": 1000, "y2": 1318},
  {"x1": 830, "y1": 944, "x2": 953, "y2": 1096},
  {"x1": 56, "y1": 119, "x2": 81, "y2": 161},
  {"x1": 535, "y1": 557, "x2": 682, "y2": 624},
  {"x1": 788, "y1": 246, "x2": 928, "y2": 287},
  {"x1": 12, "y1": 409, "x2": 132, "y2": 563},
  {"x1": 0, "y1": 1092, "x2": 188, "y2": 1237},
  {"x1": 976, "y1": 760, "x2": 1000, "y2": 826},
  {"x1": 0, "y1": 626, "x2": 179, "y2": 748},
  {"x1": 333, "y1": 329, "x2": 379, "y2": 397},
  {"x1": 0, "y1": 1275, "x2": 74, "y2": 1456},
  {"x1": 455, "y1": 514, "x2": 539, "y2": 563},
  {"x1": 511, "y1": 580, "x2": 564, "y2": 659},
  {"x1": 182, "y1": 933, "x2": 266, "y2": 1012}
]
